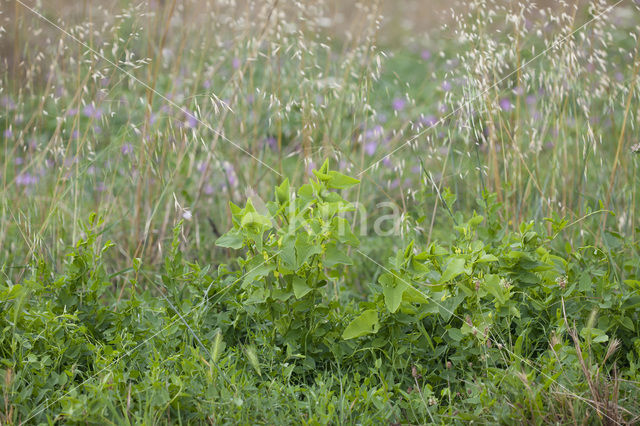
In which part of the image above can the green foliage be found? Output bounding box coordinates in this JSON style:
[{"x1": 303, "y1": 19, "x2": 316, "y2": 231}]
[{"x1": 2, "y1": 165, "x2": 639, "y2": 424}]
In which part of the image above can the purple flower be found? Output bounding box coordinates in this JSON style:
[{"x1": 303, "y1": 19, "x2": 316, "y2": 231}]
[
  {"x1": 365, "y1": 141, "x2": 377, "y2": 156},
  {"x1": 82, "y1": 104, "x2": 103, "y2": 119},
  {"x1": 420, "y1": 114, "x2": 437, "y2": 127},
  {"x1": 306, "y1": 160, "x2": 316, "y2": 175},
  {"x1": 526, "y1": 95, "x2": 536, "y2": 106},
  {"x1": 382, "y1": 157, "x2": 392, "y2": 168},
  {"x1": 185, "y1": 111, "x2": 198, "y2": 128},
  {"x1": 16, "y1": 173, "x2": 38, "y2": 186},
  {"x1": 121, "y1": 143, "x2": 133, "y2": 155},
  {"x1": 66, "y1": 108, "x2": 78, "y2": 116},
  {"x1": 392, "y1": 98, "x2": 406, "y2": 112},
  {"x1": 1, "y1": 96, "x2": 16, "y2": 110},
  {"x1": 421, "y1": 50, "x2": 432, "y2": 61},
  {"x1": 499, "y1": 98, "x2": 513, "y2": 111},
  {"x1": 264, "y1": 136, "x2": 278, "y2": 151},
  {"x1": 232, "y1": 57, "x2": 241, "y2": 70},
  {"x1": 365, "y1": 125, "x2": 384, "y2": 141},
  {"x1": 3, "y1": 129, "x2": 13, "y2": 138},
  {"x1": 223, "y1": 162, "x2": 238, "y2": 187},
  {"x1": 441, "y1": 81, "x2": 452, "y2": 92},
  {"x1": 14, "y1": 157, "x2": 23, "y2": 165}
]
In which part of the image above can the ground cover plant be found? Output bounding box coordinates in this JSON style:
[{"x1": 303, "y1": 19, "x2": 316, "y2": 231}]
[{"x1": 1, "y1": 0, "x2": 640, "y2": 424}]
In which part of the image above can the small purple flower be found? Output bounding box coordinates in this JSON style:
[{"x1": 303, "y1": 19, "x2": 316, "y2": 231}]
[
  {"x1": 121, "y1": 143, "x2": 133, "y2": 155},
  {"x1": 82, "y1": 104, "x2": 103, "y2": 119},
  {"x1": 16, "y1": 172, "x2": 38, "y2": 186},
  {"x1": 499, "y1": 98, "x2": 513, "y2": 111},
  {"x1": 441, "y1": 81, "x2": 452, "y2": 92},
  {"x1": 185, "y1": 111, "x2": 198, "y2": 129},
  {"x1": 264, "y1": 136, "x2": 278, "y2": 151},
  {"x1": 421, "y1": 50, "x2": 432, "y2": 61},
  {"x1": 14, "y1": 157, "x2": 23, "y2": 165},
  {"x1": 365, "y1": 141, "x2": 377, "y2": 156},
  {"x1": 526, "y1": 95, "x2": 536, "y2": 106},
  {"x1": 305, "y1": 160, "x2": 316, "y2": 175},
  {"x1": 392, "y1": 98, "x2": 406, "y2": 112},
  {"x1": 66, "y1": 108, "x2": 78, "y2": 116},
  {"x1": 232, "y1": 57, "x2": 241, "y2": 70},
  {"x1": 223, "y1": 162, "x2": 238, "y2": 187},
  {"x1": 382, "y1": 157, "x2": 392, "y2": 168},
  {"x1": 3, "y1": 129, "x2": 13, "y2": 138},
  {"x1": 365, "y1": 125, "x2": 384, "y2": 141},
  {"x1": 1, "y1": 96, "x2": 16, "y2": 110},
  {"x1": 420, "y1": 114, "x2": 437, "y2": 127}
]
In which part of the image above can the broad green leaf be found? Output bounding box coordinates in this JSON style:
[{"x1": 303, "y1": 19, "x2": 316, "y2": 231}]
[
  {"x1": 484, "y1": 274, "x2": 507, "y2": 304},
  {"x1": 241, "y1": 212, "x2": 272, "y2": 230},
  {"x1": 327, "y1": 170, "x2": 360, "y2": 189},
  {"x1": 215, "y1": 229, "x2": 243, "y2": 249},
  {"x1": 295, "y1": 233, "x2": 322, "y2": 268},
  {"x1": 279, "y1": 234, "x2": 297, "y2": 270},
  {"x1": 439, "y1": 257, "x2": 466, "y2": 283},
  {"x1": 324, "y1": 243, "x2": 353, "y2": 267},
  {"x1": 292, "y1": 276, "x2": 312, "y2": 299},
  {"x1": 242, "y1": 257, "x2": 275, "y2": 288},
  {"x1": 342, "y1": 309, "x2": 380, "y2": 340},
  {"x1": 380, "y1": 273, "x2": 407, "y2": 313},
  {"x1": 275, "y1": 178, "x2": 290, "y2": 204}
]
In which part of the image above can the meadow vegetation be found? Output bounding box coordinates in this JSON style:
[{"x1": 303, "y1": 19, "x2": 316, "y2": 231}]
[{"x1": 1, "y1": 0, "x2": 640, "y2": 423}]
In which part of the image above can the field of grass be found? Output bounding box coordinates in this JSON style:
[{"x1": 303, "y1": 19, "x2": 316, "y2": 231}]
[{"x1": 1, "y1": 0, "x2": 640, "y2": 424}]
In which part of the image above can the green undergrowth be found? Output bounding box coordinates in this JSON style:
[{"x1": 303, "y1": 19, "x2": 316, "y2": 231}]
[{"x1": 2, "y1": 162, "x2": 639, "y2": 424}]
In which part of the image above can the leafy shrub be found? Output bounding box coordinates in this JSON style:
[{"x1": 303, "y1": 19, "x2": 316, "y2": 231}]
[{"x1": 1, "y1": 162, "x2": 639, "y2": 424}]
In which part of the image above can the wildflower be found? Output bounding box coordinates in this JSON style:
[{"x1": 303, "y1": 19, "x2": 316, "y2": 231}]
[
  {"x1": 499, "y1": 98, "x2": 513, "y2": 111},
  {"x1": 223, "y1": 162, "x2": 238, "y2": 186},
  {"x1": 264, "y1": 136, "x2": 278, "y2": 151},
  {"x1": 3, "y1": 129, "x2": 13, "y2": 138},
  {"x1": 182, "y1": 210, "x2": 193, "y2": 220},
  {"x1": 631, "y1": 142, "x2": 640, "y2": 154},
  {"x1": 1, "y1": 96, "x2": 16, "y2": 110},
  {"x1": 556, "y1": 275, "x2": 567, "y2": 289},
  {"x1": 365, "y1": 141, "x2": 377, "y2": 156},
  {"x1": 420, "y1": 114, "x2": 437, "y2": 127},
  {"x1": 441, "y1": 80, "x2": 452, "y2": 92},
  {"x1": 232, "y1": 57, "x2": 241, "y2": 70},
  {"x1": 392, "y1": 98, "x2": 406, "y2": 112},
  {"x1": 82, "y1": 104, "x2": 103, "y2": 119},
  {"x1": 121, "y1": 143, "x2": 133, "y2": 155},
  {"x1": 421, "y1": 49, "x2": 432, "y2": 60},
  {"x1": 16, "y1": 173, "x2": 38, "y2": 186},
  {"x1": 184, "y1": 111, "x2": 198, "y2": 129}
]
